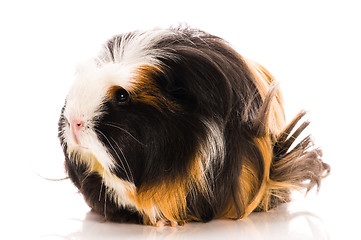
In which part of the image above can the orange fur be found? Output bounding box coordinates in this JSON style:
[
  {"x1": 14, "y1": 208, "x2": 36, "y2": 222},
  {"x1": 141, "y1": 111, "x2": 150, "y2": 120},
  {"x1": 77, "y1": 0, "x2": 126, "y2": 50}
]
[
  {"x1": 125, "y1": 154, "x2": 207, "y2": 225},
  {"x1": 221, "y1": 60, "x2": 291, "y2": 219},
  {"x1": 132, "y1": 65, "x2": 180, "y2": 112},
  {"x1": 245, "y1": 59, "x2": 285, "y2": 135}
]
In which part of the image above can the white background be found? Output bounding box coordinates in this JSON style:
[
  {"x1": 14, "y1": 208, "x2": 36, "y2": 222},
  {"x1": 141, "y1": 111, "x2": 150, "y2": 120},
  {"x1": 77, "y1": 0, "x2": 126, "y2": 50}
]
[{"x1": 1, "y1": 0, "x2": 360, "y2": 239}]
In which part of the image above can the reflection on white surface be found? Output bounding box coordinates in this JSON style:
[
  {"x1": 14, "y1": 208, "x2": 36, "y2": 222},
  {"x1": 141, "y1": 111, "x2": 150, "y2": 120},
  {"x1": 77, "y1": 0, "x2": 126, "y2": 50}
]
[
  {"x1": 19, "y1": 175, "x2": 333, "y2": 240},
  {"x1": 72, "y1": 208, "x2": 327, "y2": 240},
  {"x1": 37, "y1": 201, "x2": 329, "y2": 240}
]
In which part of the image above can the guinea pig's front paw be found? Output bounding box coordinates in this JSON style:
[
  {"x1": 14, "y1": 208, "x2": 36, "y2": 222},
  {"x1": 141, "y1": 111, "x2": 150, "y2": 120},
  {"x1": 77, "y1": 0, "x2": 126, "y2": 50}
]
[{"x1": 155, "y1": 219, "x2": 185, "y2": 227}]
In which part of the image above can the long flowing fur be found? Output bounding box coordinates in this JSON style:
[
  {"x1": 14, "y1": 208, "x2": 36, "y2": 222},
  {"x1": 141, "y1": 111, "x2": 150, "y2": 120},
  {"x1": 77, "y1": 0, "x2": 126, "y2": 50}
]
[
  {"x1": 59, "y1": 26, "x2": 330, "y2": 226},
  {"x1": 242, "y1": 62, "x2": 330, "y2": 214}
]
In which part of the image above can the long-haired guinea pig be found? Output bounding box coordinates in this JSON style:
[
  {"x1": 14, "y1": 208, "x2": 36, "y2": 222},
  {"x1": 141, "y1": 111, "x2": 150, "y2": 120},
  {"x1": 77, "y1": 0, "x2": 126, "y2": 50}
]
[{"x1": 58, "y1": 26, "x2": 330, "y2": 226}]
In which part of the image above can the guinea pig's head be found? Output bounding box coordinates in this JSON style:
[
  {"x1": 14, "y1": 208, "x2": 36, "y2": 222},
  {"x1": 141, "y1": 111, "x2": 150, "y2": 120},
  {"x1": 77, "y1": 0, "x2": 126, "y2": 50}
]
[{"x1": 58, "y1": 28, "x2": 260, "y2": 191}]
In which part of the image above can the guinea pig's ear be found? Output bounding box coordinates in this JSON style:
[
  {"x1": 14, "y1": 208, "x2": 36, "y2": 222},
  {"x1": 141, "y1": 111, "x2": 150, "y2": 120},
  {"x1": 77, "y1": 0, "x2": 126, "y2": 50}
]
[
  {"x1": 155, "y1": 70, "x2": 195, "y2": 106},
  {"x1": 165, "y1": 83, "x2": 192, "y2": 102}
]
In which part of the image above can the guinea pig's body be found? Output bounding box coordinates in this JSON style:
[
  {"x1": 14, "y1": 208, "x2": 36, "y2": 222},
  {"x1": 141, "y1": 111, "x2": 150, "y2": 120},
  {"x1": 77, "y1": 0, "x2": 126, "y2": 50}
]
[{"x1": 58, "y1": 27, "x2": 330, "y2": 226}]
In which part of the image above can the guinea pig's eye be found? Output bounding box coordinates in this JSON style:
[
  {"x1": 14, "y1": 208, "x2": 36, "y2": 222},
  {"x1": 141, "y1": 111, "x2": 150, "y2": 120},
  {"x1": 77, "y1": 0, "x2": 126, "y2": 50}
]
[{"x1": 114, "y1": 88, "x2": 130, "y2": 104}]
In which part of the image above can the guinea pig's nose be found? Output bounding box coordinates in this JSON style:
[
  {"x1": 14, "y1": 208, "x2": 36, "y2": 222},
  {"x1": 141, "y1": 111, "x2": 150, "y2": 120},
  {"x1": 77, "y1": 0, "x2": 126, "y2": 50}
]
[
  {"x1": 71, "y1": 120, "x2": 84, "y2": 132},
  {"x1": 70, "y1": 120, "x2": 84, "y2": 145}
]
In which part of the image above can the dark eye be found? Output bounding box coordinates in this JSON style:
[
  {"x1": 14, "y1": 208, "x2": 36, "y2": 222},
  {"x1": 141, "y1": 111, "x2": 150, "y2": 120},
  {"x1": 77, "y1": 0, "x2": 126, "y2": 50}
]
[{"x1": 114, "y1": 88, "x2": 130, "y2": 104}]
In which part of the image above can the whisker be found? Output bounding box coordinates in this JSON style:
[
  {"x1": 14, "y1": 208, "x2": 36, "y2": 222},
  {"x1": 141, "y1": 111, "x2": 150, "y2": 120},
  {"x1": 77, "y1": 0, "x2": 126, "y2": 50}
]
[
  {"x1": 104, "y1": 187, "x2": 107, "y2": 220},
  {"x1": 109, "y1": 136, "x2": 134, "y2": 183},
  {"x1": 81, "y1": 170, "x2": 93, "y2": 187},
  {"x1": 95, "y1": 129, "x2": 132, "y2": 182},
  {"x1": 99, "y1": 171, "x2": 104, "y2": 201},
  {"x1": 102, "y1": 122, "x2": 145, "y2": 146}
]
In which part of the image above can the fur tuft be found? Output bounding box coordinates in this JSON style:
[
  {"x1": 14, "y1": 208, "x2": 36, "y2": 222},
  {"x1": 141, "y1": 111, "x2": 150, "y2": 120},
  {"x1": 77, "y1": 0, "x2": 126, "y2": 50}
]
[{"x1": 258, "y1": 111, "x2": 331, "y2": 211}]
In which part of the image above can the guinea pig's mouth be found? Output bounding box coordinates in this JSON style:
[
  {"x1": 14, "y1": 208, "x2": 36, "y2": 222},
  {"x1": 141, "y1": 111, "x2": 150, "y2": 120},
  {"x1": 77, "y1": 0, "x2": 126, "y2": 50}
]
[
  {"x1": 77, "y1": 145, "x2": 89, "y2": 150},
  {"x1": 69, "y1": 133, "x2": 89, "y2": 150},
  {"x1": 67, "y1": 136, "x2": 89, "y2": 151},
  {"x1": 71, "y1": 132, "x2": 88, "y2": 150}
]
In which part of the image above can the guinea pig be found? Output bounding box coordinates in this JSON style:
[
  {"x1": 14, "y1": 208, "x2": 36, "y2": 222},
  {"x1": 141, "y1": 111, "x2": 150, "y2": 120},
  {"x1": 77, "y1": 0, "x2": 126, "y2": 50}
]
[{"x1": 58, "y1": 26, "x2": 330, "y2": 226}]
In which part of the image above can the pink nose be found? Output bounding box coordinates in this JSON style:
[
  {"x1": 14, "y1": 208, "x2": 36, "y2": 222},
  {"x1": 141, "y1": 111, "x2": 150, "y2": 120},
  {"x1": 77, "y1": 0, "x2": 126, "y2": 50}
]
[
  {"x1": 71, "y1": 120, "x2": 84, "y2": 145},
  {"x1": 72, "y1": 120, "x2": 84, "y2": 131}
]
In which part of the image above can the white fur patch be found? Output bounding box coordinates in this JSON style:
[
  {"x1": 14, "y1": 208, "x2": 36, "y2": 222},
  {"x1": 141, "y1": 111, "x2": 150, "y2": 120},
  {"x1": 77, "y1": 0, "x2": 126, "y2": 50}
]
[
  {"x1": 62, "y1": 29, "x2": 178, "y2": 215},
  {"x1": 63, "y1": 29, "x2": 174, "y2": 173},
  {"x1": 196, "y1": 119, "x2": 225, "y2": 197},
  {"x1": 101, "y1": 170, "x2": 137, "y2": 209},
  {"x1": 99, "y1": 29, "x2": 176, "y2": 66},
  {"x1": 66, "y1": 148, "x2": 138, "y2": 210},
  {"x1": 200, "y1": 119, "x2": 225, "y2": 169}
]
